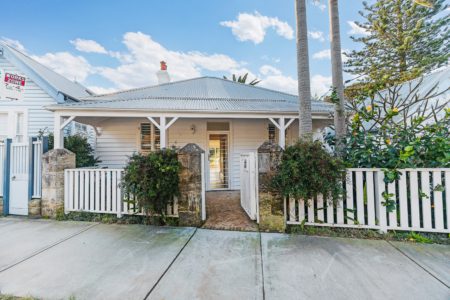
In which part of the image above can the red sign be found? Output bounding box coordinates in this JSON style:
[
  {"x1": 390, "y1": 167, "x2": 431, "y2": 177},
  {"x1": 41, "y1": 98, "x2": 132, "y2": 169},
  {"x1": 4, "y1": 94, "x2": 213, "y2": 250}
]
[{"x1": 5, "y1": 73, "x2": 26, "y2": 86}]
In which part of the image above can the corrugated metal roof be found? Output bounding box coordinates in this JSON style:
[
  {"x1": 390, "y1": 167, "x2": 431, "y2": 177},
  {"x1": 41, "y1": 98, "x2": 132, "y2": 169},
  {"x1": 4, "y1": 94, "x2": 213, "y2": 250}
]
[
  {"x1": 1, "y1": 42, "x2": 92, "y2": 99},
  {"x1": 52, "y1": 77, "x2": 333, "y2": 113}
]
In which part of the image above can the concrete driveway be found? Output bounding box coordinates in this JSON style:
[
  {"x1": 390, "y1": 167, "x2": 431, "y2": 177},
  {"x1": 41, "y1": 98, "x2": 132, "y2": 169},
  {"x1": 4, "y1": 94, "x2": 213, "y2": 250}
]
[{"x1": 0, "y1": 218, "x2": 448, "y2": 300}]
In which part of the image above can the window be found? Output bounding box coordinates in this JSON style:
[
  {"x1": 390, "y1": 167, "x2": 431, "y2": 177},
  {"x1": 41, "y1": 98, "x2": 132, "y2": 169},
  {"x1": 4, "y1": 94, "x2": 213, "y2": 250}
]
[
  {"x1": 0, "y1": 113, "x2": 7, "y2": 139},
  {"x1": 268, "y1": 123, "x2": 276, "y2": 143},
  {"x1": 15, "y1": 112, "x2": 24, "y2": 142},
  {"x1": 140, "y1": 123, "x2": 160, "y2": 152}
]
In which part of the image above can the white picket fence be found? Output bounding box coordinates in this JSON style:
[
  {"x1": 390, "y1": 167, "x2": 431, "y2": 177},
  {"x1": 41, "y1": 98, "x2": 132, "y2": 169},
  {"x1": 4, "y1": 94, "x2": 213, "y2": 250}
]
[
  {"x1": 32, "y1": 140, "x2": 43, "y2": 198},
  {"x1": 64, "y1": 168, "x2": 179, "y2": 217},
  {"x1": 0, "y1": 139, "x2": 44, "y2": 199},
  {"x1": 286, "y1": 168, "x2": 450, "y2": 233}
]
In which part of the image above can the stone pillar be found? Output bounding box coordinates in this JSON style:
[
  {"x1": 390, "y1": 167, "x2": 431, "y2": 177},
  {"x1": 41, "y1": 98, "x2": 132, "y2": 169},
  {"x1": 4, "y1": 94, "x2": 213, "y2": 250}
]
[
  {"x1": 177, "y1": 143, "x2": 204, "y2": 227},
  {"x1": 41, "y1": 149, "x2": 75, "y2": 218},
  {"x1": 258, "y1": 141, "x2": 285, "y2": 232}
]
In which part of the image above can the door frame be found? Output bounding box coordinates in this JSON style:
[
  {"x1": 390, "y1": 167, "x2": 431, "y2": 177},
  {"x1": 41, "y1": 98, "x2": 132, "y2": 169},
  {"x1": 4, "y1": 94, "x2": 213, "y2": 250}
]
[{"x1": 206, "y1": 128, "x2": 231, "y2": 191}]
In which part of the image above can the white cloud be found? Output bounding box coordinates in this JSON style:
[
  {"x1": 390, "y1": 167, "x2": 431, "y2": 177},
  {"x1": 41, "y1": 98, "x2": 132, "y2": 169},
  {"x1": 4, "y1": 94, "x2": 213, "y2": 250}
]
[
  {"x1": 312, "y1": 49, "x2": 349, "y2": 62},
  {"x1": 98, "y1": 31, "x2": 243, "y2": 89},
  {"x1": 1, "y1": 37, "x2": 27, "y2": 53},
  {"x1": 31, "y1": 52, "x2": 93, "y2": 82},
  {"x1": 311, "y1": 74, "x2": 332, "y2": 97},
  {"x1": 308, "y1": 30, "x2": 325, "y2": 42},
  {"x1": 70, "y1": 38, "x2": 107, "y2": 54},
  {"x1": 312, "y1": 1, "x2": 326, "y2": 11},
  {"x1": 259, "y1": 72, "x2": 332, "y2": 97},
  {"x1": 220, "y1": 11, "x2": 294, "y2": 44},
  {"x1": 347, "y1": 21, "x2": 369, "y2": 35},
  {"x1": 87, "y1": 86, "x2": 119, "y2": 95},
  {"x1": 313, "y1": 49, "x2": 331, "y2": 60},
  {"x1": 259, "y1": 65, "x2": 282, "y2": 76}
]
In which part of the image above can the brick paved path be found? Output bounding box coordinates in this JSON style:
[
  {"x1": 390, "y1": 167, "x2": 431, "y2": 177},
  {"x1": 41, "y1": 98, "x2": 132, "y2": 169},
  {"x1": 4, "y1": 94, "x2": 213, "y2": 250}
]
[{"x1": 202, "y1": 191, "x2": 258, "y2": 231}]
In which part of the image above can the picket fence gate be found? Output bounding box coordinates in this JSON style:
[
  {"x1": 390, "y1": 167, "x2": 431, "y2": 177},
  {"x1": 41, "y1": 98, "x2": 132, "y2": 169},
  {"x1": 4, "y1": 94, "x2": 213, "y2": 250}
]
[
  {"x1": 64, "y1": 168, "x2": 179, "y2": 217},
  {"x1": 285, "y1": 168, "x2": 450, "y2": 233},
  {"x1": 0, "y1": 138, "x2": 45, "y2": 204}
]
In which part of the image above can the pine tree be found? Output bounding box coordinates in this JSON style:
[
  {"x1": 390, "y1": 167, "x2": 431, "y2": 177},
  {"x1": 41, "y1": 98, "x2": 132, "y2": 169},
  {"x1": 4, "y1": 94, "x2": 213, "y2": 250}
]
[{"x1": 345, "y1": 0, "x2": 449, "y2": 90}]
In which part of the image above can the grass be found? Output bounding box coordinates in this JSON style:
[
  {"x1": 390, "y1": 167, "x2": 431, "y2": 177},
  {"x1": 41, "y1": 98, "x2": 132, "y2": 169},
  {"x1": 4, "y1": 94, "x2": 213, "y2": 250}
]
[
  {"x1": 287, "y1": 225, "x2": 449, "y2": 245},
  {"x1": 0, "y1": 295, "x2": 40, "y2": 300},
  {"x1": 55, "y1": 208, "x2": 179, "y2": 226}
]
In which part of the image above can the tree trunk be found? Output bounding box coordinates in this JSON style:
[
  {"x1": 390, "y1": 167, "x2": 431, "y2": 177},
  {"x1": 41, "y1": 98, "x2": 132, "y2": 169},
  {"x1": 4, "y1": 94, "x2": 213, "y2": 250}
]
[
  {"x1": 295, "y1": 0, "x2": 313, "y2": 140},
  {"x1": 329, "y1": 0, "x2": 346, "y2": 156}
]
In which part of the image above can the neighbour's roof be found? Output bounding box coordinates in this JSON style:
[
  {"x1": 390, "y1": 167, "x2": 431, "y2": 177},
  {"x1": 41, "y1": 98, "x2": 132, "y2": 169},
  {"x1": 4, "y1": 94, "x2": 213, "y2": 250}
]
[
  {"x1": 49, "y1": 77, "x2": 333, "y2": 114},
  {"x1": 0, "y1": 42, "x2": 92, "y2": 100}
]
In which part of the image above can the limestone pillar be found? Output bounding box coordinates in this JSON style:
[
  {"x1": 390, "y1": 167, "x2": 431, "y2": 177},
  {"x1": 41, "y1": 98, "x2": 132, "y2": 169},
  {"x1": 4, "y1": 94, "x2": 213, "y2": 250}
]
[
  {"x1": 177, "y1": 143, "x2": 204, "y2": 227},
  {"x1": 41, "y1": 149, "x2": 75, "y2": 217},
  {"x1": 257, "y1": 141, "x2": 285, "y2": 232}
]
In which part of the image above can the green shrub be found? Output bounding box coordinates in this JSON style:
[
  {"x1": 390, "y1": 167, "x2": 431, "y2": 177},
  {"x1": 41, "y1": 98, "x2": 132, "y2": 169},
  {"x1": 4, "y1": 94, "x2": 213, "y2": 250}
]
[
  {"x1": 121, "y1": 149, "x2": 181, "y2": 218},
  {"x1": 39, "y1": 130, "x2": 99, "y2": 168},
  {"x1": 271, "y1": 140, "x2": 346, "y2": 203}
]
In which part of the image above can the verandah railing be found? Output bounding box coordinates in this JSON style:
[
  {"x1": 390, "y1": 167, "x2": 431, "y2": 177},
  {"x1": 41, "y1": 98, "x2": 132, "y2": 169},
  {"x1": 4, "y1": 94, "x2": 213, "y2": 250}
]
[
  {"x1": 285, "y1": 168, "x2": 450, "y2": 233},
  {"x1": 64, "y1": 169, "x2": 178, "y2": 217}
]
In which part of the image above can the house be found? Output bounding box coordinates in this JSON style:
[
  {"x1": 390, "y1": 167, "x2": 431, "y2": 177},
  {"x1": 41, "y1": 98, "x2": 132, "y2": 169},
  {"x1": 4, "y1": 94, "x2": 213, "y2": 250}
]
[
  {"x1": 47, "y1": 63, "x2": 334, "y2": 190},
  {"x1": 0, "y1": 42, "x2": 93, "y2": 142}
]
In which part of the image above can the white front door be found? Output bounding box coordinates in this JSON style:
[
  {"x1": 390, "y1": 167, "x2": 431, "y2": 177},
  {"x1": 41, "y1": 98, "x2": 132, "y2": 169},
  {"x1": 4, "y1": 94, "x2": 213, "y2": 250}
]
[{"x1": 9, "y1": 143, "x2": 29, "y2": 215}]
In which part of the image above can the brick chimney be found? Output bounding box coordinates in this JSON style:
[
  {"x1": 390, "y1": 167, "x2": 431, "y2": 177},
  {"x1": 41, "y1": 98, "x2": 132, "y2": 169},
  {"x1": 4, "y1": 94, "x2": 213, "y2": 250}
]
[{"x1": 156, "y1": 61, "x2": 171, "y2": 84}]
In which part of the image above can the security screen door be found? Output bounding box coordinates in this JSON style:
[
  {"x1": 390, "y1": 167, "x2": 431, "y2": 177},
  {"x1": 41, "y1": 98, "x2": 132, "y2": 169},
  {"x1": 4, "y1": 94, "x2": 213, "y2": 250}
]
[{"x1": 208, "y1": 133, "x2": 229, "y2": 189}]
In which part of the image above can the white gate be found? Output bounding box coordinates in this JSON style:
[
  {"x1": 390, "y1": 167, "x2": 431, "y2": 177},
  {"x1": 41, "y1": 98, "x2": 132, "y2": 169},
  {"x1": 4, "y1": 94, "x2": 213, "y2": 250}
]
[
  {"x1": 240, "y1": 152, "x2": 258, "y2": 221},
  {"x1": 9, "y1": 142, "x2": 29, "y2": 215}
]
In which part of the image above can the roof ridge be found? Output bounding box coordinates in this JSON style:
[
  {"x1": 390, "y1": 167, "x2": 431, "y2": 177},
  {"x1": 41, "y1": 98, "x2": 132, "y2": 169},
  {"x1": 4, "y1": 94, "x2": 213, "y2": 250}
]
[
  {"x1": 0, "y1": 41, "x2": 90, "y2": 98},
  {"x1": 88, "y1": 76, "x2": 213, "y2": 98},
  {"x1": 87, "y1": 76, "x2": 302, "y2": 99}
]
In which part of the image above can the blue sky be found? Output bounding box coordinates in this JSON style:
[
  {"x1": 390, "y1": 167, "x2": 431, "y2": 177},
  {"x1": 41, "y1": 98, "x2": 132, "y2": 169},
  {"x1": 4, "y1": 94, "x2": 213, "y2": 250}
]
[{"x1": 1, "y1": 0, "x2": 368, "y2": 96}]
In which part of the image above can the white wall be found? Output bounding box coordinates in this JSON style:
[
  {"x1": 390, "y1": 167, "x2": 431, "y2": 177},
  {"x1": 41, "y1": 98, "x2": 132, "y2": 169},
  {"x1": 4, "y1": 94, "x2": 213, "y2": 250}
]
[
  {"x1": 0, "y1": 56, "x2": 56, "y2": 140},
  {"x1": 95, "y1": 117, "x2": 332, "y2": 189}
]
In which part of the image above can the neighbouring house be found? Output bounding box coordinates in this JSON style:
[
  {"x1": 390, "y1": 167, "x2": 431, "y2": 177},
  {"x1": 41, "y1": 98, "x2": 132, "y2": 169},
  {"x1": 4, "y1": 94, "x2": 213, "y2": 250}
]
[
  {"x1": 0, "y1": 42, "x2": 96, "y2": 216},
  {"x1": 0, "y1": 42, "x2": 93, "y2": 141},
  {"x1": 47, "y1": 63, "x2": 334, "y2": 191}
]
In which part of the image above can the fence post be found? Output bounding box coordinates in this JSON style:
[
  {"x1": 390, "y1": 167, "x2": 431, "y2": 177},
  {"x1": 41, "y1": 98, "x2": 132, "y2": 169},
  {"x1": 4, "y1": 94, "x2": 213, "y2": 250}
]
[
  {"x1": 41, "y1": 148, "x2": 76, "y2": 218},
  {"x1": 28, "y1": 137, "x2": 41, "y2": 217},
  {"x1": 257, "y1": 141, "x2": 285, "y2": 232},
  {"x1": 177, "y1": 143, "x2": 204, "y2": 227},
  {"x1": 2, "y1": 139, "x2": 11, "y2": 216}
]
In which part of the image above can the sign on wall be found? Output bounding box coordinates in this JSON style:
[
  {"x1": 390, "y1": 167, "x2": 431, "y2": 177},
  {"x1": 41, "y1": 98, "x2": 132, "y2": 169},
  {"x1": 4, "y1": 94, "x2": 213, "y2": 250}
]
[{"x1": 0, "y1": 68, "x2": 26, "y2": 101}]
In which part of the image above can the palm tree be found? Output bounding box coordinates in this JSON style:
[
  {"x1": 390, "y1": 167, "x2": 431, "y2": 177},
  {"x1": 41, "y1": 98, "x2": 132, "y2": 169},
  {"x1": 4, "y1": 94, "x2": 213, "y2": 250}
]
[
  {"x1": 223, "y1": 73, "x2": 261, "y2": 85},
  {"x1": 296, "y1": 0, "x2": 313, "y2": 139},
  {"x1": 328, "y1": 0, "x2": 346, "y2": 156}
]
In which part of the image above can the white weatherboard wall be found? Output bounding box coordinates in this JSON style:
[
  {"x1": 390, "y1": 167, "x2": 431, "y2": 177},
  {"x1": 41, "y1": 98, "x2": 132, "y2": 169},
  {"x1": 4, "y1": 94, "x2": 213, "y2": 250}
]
[
  {"x1": 0, "y1": 56, "x2": 56, "y2": 139},
  {"x1": 95, "y1": 118, "x2": 330, "y2": 190}
]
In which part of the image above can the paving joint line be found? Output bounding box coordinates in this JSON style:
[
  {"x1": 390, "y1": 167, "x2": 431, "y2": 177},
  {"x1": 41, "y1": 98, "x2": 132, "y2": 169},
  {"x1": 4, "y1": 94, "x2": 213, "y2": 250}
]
[
  {"x1": 259, "y1": 232, "x2": 266, "y2": 300},
  {"x1": 0, "y1": 222, "x2": 100, "y2": 274},
  {"x1": 386, "y1": 240, "x2": 449, "y2": 289},
  {"x1": 143, "y1": 227, "x2": 198, "y2": 300}
]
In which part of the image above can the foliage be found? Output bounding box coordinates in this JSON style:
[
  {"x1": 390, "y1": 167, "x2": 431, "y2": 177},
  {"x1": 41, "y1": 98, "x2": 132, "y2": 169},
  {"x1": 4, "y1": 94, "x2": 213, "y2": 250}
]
[
  {"x1": 343, "y1": 79, "x2": 450, "y2": 169},
  {"x1": 38, "y1": 129, "x2": 99, "y2": 168},
  {"x1": 345, "y1": 0, "x2": 449, "y2": 92},
  {"x1": 223, "y1": 73, "x2": 261, "y2": 85},
  {"x1": 121, "y1": 150, "x2": 180, "y2": 218},
  {"x1": 271, "y1": 140, "x2": 346, "y2": 203}
]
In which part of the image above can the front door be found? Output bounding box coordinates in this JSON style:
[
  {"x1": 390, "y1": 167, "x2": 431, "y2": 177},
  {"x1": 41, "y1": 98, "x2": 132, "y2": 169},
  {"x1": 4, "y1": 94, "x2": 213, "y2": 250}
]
[
  {"x1": 9, "y1": 143, "x2": 29, "y2": 215},
  {"x1": 208, "y1": 133, "x2": 229, "y2": 189}
]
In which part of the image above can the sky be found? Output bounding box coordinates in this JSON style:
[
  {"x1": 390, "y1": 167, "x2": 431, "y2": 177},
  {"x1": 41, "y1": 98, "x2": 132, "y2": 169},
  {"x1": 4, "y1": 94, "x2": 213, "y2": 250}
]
[{"x1": 0, "y1": 0, "x2": 370, "y2": 97}]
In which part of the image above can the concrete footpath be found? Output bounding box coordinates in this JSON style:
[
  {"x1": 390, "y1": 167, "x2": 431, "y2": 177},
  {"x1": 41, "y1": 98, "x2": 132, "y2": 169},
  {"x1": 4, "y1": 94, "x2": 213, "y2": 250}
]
[{"x1": 0, "y1": 218, "x2": 448, "y2": 300}]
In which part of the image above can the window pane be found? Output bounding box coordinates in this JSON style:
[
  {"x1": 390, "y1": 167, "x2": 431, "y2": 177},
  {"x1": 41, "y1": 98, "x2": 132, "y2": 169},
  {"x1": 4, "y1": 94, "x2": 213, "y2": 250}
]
[
  {"x1": 16, "y1": 113, "x2": 24, "y2": 135},
  {"x1": 140, "y1": 123, "x2": 152, "y2": 150},
  {"x1": 268, "y1": 123, "x2": 276, "y2": 143},
  {"x1": 0, "y1": 113, "x2": 7, "y2": 137},
  {"x1": 154, "y1": 127, "x2": 160, "y2": 150}
]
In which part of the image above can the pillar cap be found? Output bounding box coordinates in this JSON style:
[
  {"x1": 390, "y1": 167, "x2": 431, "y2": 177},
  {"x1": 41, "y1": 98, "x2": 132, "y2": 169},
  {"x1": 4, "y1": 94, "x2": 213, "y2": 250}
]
[
  {"x1": 258, "y1": 141, "x2": 283, "y2": 153},
  {"x1": 178, "y1": 143, "x2": 204, "y2": 154}
]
